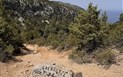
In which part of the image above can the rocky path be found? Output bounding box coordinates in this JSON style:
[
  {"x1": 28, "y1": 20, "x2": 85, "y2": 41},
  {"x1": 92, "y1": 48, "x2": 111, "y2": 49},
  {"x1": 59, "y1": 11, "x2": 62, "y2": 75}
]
[{"x1": 0, "y1": 45, "x2": 123, "y2": 77}]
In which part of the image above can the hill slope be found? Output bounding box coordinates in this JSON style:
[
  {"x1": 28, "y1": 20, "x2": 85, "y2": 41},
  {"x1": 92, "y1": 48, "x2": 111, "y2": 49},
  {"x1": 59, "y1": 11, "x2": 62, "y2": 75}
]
[{"x1": 0, "y1": 0, "x2": 84, "y2": 62}]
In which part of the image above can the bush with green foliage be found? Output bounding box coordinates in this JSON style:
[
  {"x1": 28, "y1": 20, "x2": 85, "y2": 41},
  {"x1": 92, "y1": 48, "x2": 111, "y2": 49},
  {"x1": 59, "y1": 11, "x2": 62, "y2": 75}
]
[
  {"x1": 120, "y1": 13, "x2": 123, "y2": 22},
  {"x1": 95, "y1": 48, "x2": 116, "y2": 65},
  {"x1": 0, "y1": 0, "x2": 23, "y2": 62},
  {"x1": 68, "y1": 3, "x2": 122, "y2": 65},
  {"x1": 69, "y1": 3, "x2": 110, "y2": 52},
  {"x1": 69, "y1": 50, "x2": 92, "y2": 64}
]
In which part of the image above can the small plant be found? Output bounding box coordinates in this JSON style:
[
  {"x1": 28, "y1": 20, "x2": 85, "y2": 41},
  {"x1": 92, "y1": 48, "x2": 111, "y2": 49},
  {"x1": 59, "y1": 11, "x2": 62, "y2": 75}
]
[
  {"x1": 69, "y1": 50, "x2": 92, "y2": 64},
  {"x1": 95, "y1": 48, "x2": 116, "y2": 65},
  {"x1": 5, "y1": 44, "x2": 15, "y2": 55},
  {"x1": 119, "y1": 46, "x2": 123, "y2": 53},
  {"x1": 28, "y1": 38, "x2": 45, "y2": 46}
]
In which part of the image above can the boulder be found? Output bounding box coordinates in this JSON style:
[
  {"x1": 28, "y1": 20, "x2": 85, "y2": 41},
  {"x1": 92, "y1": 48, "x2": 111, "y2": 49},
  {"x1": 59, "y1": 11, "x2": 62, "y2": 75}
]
[
  {"x1": 74, "y1": 72, "x2": 83, "y2": 77},
  {"x1": 31, "y1": 63, "x2": 73, "y2": 77}
]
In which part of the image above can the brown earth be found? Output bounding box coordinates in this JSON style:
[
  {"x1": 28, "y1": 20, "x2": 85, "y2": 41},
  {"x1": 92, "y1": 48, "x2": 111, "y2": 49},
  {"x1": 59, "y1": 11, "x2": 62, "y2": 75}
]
[{"x1": 0, "y1": 44, "x2": 123, "y2": 77}]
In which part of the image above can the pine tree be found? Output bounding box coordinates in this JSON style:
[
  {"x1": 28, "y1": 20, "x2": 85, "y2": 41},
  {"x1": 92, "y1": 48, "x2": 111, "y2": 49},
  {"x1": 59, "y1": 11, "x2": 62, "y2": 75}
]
[
  {"x1": 69, "y1": 3, "x2": 113, "y2": 52},
  {"x1": 120, "y1": 13, "x2": 123, "y2": 22}
]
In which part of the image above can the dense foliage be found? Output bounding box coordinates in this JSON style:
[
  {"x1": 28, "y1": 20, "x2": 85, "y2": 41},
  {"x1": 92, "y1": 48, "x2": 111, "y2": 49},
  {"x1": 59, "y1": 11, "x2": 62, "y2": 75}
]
[
  {"x1": 0, "y1": 0, "x2": 123, "y2": 65},
  {"x1": 69, "y1": 3, "x2": 109, "y2": 52},
  {"x1": 69, "y1": 4, "x2": 123, "y2": 65},
  {"x1": 0, "y1": 0, "x2": 79, "y2": 62}
]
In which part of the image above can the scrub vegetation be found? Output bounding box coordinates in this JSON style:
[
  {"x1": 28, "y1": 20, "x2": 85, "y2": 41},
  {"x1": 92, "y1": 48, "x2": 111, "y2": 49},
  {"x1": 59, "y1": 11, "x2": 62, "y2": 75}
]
[{"x1": 0, "y1": 0, "x2": 123, "y2": 65}]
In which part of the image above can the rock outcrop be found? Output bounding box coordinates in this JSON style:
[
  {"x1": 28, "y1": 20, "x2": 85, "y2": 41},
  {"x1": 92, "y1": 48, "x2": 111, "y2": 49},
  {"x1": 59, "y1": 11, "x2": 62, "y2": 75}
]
[
  {"x1": 3, "y1": 0, "x2": 83, "y2": 24},
  {"x1": 30, "y1": 63, "x2": 83, "y2": 77},
  {"x1": 2, "y1": 0, "x2": 84, "y2": 41}
]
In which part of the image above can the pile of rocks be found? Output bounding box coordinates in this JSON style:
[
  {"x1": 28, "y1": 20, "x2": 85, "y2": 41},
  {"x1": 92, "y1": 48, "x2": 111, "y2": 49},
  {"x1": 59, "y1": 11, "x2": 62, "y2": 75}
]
[{"x1": 30, "y1": 63, "x2": 82, "y2": 77}]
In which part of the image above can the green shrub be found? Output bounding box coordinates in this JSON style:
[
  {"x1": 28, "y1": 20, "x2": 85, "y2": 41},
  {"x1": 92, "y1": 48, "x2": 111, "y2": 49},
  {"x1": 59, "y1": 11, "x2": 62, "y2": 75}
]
[
  {"x1": 28, "y1": 38, "x2": 45, "y2": 46},
  {"x1": 120, "y1": 13, "x2": 123, "y2": 22},
  {"x1": 69, "y1": 50, "x2": 92, "y2": 64},
  {"x1": 119, "y1": 46, "x2": 123, "y2": 53},
  {"x1": 69, "y1": 48, "x2": 117, "y2": 65},
  {"x1": 95, "y1": 48, "x2": 116, "y2": 65},
  {"x1": 51, "y1": 41, "x2": 60, "y2": 49},
  {"x1": 0, "y1": 41, "x2": 14, "y2": 62},
  {"x1": 5, "y1": 44, "x2": 15, "y2": 55}
]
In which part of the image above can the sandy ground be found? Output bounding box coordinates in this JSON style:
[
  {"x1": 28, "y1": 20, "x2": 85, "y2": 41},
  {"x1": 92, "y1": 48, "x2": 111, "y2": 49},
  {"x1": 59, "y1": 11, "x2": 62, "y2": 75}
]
[{"x1": 0, "y1": 45, "x2": 123, "y2": 77}]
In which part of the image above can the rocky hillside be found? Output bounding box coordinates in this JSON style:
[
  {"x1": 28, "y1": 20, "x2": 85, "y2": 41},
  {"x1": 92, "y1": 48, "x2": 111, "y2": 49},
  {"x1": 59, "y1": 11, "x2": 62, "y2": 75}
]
[
  {"x1": 0, "y1": 0, "x2": 84, "y2": 62},
  {"x1": 2, "y1": 0, "x2": 84, "y2": 44},
  {"x1": 3, "y1": 0, "x2": 83, "y2": 26}
]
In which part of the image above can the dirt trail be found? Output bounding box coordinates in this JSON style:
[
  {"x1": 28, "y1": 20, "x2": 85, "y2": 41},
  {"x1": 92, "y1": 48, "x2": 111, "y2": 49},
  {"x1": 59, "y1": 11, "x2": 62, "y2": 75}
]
[{"x1": 0, "y1": 45, "x2": 123, "y2": 77}]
